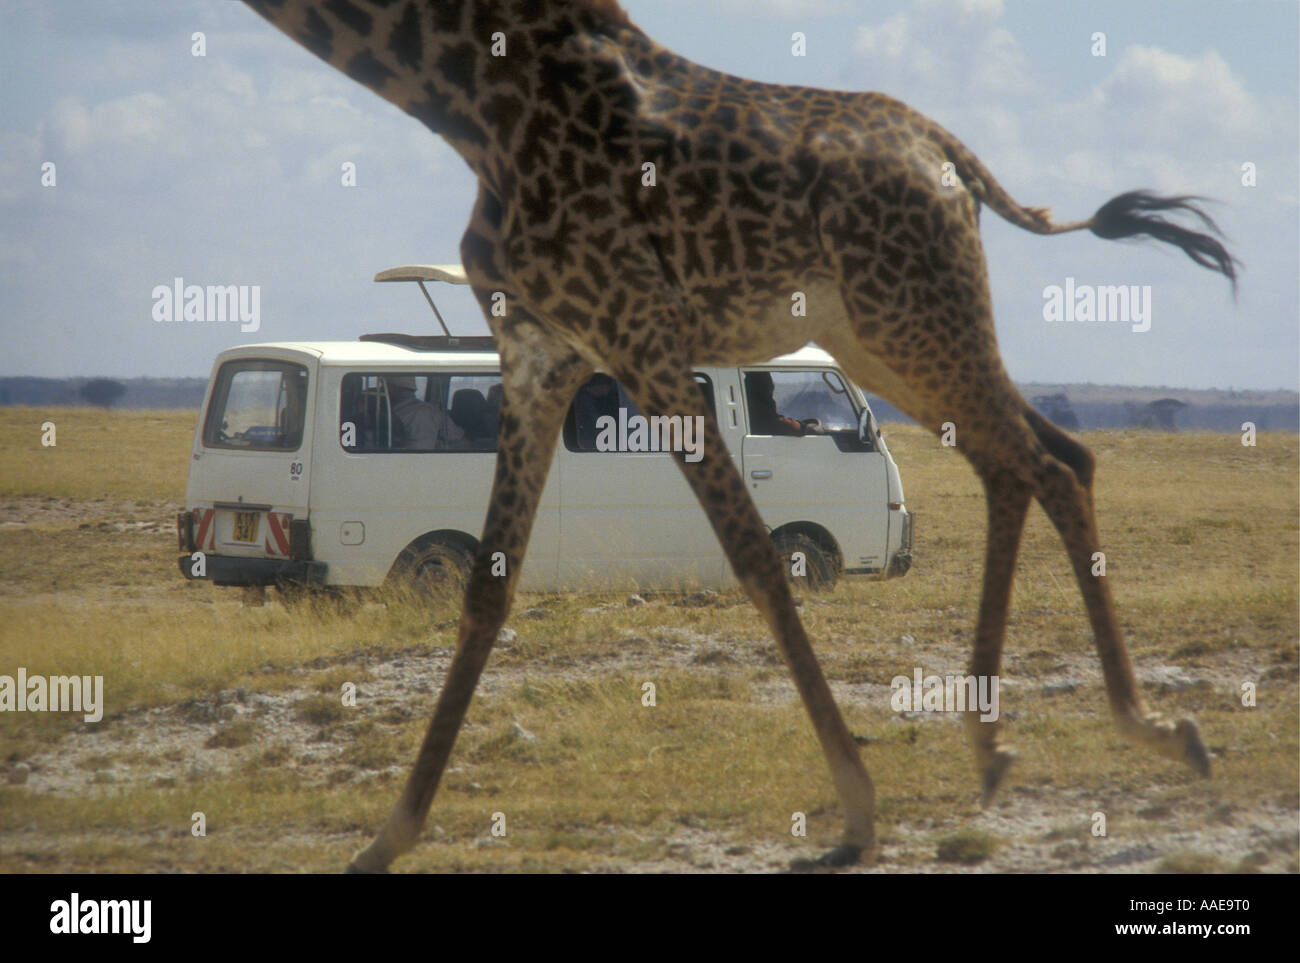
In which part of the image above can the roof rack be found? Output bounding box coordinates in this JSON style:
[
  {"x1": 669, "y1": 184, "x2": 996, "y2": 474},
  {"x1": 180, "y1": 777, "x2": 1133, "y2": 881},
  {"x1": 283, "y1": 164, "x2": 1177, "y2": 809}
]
[{"x1": 359, "y1": 333, "x2": 497, "y2": 352}]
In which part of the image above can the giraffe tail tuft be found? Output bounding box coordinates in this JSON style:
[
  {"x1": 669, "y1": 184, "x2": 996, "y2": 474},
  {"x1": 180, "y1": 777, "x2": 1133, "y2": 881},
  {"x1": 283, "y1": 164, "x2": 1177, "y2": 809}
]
[
  {"x1": 1086, "y1": 190, "x2": 1239, "y2": 294},
  {"x1": 943, "y1": 124, "x2": 1241, "y2": 295}
]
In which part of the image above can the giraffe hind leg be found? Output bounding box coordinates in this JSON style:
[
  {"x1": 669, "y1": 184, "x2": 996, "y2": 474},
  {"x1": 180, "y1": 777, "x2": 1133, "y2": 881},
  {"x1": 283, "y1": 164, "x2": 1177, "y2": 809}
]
[
  {"x1": 821, "y1": 169, "x2": 1208, "y2": 789},
  {"x1": 1023, "y1": 410, "x2": 1210, "y2": 776}
]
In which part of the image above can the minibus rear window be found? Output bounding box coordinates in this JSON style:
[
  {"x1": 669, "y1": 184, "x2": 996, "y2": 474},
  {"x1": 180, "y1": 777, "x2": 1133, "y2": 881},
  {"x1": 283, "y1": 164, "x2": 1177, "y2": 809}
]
[{"x1": 203, "y1": 360, "x2": 308, "y2": 450}]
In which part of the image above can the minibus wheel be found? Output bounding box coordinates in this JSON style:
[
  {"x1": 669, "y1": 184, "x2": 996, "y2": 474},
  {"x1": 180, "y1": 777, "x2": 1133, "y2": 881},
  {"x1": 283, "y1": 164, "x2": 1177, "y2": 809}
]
[
  {"x1": 773, "y1": 531, "x2": 838, "y2": 592},
  {"x1": 390, "y1": 536, "x2": 473, "y2": 604}
]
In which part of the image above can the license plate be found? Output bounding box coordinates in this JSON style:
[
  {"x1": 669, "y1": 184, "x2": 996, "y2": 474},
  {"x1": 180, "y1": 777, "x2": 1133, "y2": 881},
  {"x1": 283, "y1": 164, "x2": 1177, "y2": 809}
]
[{"x1": 233, "y1": 511, "x2": 259, "y2": 543}]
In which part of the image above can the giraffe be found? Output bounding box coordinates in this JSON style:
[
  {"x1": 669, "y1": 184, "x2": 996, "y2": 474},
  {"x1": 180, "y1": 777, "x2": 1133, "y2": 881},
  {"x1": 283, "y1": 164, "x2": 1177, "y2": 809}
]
[{"x1": 240, "y1": 0, "x2": 1233, "y2": 871}]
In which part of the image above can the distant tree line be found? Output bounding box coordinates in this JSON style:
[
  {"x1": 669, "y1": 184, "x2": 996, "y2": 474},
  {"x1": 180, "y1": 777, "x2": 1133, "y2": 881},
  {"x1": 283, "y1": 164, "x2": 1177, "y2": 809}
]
[
  {"x1": 867, "y1": 394, "x2": 1299, "y2": 432},
  {"x1": 0, "y1": 377, "x2": 208, "y2": 409}
]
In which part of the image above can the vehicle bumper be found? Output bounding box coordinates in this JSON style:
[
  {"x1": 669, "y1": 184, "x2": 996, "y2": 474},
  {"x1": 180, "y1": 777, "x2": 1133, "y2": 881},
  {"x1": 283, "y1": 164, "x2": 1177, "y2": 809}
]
[{"x1": 178, "y1": 554, "x2": 327, "y2": 587}]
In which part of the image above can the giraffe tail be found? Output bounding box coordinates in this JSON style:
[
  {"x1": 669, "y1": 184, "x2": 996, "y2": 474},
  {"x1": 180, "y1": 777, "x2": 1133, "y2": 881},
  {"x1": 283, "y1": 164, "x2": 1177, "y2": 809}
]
[
  {"x1": 1075, "y1": 190, "x2": 1238, "y2": 291},
  {"x1": 942, "y1": 134, "x2": 1239, "y2": 293}
]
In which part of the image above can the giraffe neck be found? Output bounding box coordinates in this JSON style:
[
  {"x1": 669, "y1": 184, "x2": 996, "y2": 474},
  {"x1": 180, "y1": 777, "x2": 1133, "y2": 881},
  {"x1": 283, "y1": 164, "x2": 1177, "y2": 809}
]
[{"x1": 243, "y1": 0, "x2": 649, "y2": 191}]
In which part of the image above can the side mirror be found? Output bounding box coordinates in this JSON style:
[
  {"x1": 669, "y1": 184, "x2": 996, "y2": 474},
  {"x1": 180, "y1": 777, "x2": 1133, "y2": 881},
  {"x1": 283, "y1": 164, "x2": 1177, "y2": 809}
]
[{"x1": 858, "y1": 407, "x2": 876, "y2": 447}]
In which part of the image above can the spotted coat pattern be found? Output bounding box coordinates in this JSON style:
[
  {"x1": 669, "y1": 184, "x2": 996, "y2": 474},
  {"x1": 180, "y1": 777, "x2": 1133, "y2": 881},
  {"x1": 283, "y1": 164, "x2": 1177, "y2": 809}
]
[{"x1": 242, "y1": 0, "x2": 1225, "y2": 871}]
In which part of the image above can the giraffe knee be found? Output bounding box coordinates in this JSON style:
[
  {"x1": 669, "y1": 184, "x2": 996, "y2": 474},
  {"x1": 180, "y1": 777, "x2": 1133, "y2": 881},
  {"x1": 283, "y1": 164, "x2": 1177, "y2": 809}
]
[{"x1": 1026, "y1": 408, "x2": 1094, "y2": 489}]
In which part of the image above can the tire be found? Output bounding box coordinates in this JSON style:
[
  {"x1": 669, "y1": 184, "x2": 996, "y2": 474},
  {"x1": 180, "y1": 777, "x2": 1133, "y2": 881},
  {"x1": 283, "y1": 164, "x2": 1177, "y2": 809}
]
[
  {"x1": 388, "y1": 536, "x2": 474, "y2": 604},
  {"x1": 773, "y1": 531, "x2": 838, "y2": 592}
]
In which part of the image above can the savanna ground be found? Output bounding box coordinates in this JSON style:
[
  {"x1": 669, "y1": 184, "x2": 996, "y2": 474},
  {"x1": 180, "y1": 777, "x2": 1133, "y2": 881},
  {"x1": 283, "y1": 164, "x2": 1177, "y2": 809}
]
[{"x1": 0, "y1": 406, "x2": 1296, "y2": 873}]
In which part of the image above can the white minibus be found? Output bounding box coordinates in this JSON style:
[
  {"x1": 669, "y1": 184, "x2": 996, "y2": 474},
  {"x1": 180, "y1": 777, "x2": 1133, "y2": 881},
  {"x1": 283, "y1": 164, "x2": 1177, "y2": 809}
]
[{"x1": 178, "y1": 266, "x2": 913, "y2": 595}]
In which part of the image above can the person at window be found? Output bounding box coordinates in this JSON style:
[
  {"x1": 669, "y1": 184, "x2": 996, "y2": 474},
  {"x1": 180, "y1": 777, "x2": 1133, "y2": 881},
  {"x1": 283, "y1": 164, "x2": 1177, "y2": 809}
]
[
  {"x1": 388, "y1": 376, "x2": 464, "y2": 450},
  {"x1": 746, "y1": 371, "x2": 806, "y2": 436}
]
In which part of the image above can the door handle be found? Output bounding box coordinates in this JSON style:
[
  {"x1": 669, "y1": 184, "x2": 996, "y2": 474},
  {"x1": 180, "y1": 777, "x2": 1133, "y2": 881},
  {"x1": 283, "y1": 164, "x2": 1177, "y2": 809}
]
[{"x1": 750, "y1": 470, "x2": 772, "y2": 480}]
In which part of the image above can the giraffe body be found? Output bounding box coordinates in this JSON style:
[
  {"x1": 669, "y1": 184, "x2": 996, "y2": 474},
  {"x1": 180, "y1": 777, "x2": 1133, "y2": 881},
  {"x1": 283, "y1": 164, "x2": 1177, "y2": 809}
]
[{"x1": 241, "y1": 0, "x2": 1229, "y2": 871}]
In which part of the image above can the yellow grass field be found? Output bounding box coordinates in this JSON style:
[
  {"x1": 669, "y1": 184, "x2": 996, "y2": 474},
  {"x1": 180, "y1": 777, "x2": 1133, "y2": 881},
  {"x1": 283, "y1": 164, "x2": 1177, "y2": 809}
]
[{"x1": 0, "y1": 406, "x2": 1296, "y2": 873}]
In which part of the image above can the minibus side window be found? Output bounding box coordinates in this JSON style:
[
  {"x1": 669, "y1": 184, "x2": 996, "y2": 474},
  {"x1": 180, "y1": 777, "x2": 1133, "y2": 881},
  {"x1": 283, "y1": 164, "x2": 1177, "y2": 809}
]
[
  {"x1": 564, "y1": 372, "x2": 716, "y2": 452},
  {"x1": 203, "y1": 360, "x2": 307, "y2": 450},
  {"x1": 446, "y1": 375, "x2": 501, "y2": 451},
  {"x1": 340, "y1": 372, "x2": 500, "y2": 452}
]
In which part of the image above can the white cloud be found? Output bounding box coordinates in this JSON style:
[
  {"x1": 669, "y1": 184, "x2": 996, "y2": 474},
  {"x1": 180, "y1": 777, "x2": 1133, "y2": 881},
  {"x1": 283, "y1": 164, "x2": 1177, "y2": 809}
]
[
  {"x1": 844, "y1": 0, "x2": 1287, "y2": 205},
  {"x1": 854, "y1": 0, "x2": 1030, "y2": 104},
  {"x1": 26, "y1": 54, "x2": 451, "y2": 203},
  {"x1": 1094, "y1": 45, "x2": 1267, "y2": 143},
  {"x1": 50, "y1": 91, "x2": 175, "y2": 155}
]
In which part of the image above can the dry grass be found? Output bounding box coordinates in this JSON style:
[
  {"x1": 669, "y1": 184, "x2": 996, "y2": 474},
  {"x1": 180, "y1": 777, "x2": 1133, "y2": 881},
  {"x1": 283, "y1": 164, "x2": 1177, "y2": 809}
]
[
  {"x1": 0, "y1": 408, "x2": 1296, "y2": 872},
  {"x1": 0, "y1": 406, "x2": 194, "y2": 502}
]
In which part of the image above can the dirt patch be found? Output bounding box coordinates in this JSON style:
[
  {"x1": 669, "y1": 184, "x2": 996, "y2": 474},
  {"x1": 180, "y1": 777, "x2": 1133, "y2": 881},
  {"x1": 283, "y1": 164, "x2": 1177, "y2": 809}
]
[
  {"x1": 0, "y1": 497, "x2": 177, "y2": 533},
  {"x1": 6, "y1": 618, "x2": 1295, "y2": 874}
]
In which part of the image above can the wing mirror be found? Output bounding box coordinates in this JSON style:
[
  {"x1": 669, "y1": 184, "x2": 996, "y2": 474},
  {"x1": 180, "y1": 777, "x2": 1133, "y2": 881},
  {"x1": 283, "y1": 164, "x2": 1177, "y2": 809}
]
[{"x1": 858, "y1": 407, "x2": 877, "y2": 449}]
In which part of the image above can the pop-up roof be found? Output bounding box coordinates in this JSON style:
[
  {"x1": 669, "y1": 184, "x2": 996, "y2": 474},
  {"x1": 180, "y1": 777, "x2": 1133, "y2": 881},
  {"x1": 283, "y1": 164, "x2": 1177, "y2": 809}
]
[
  {"x1": 373, "y1": 264, "x2": 468, "y2": 286},
  {"x1": 364, "y1": 262, "x2": 495, "y2": 351}
]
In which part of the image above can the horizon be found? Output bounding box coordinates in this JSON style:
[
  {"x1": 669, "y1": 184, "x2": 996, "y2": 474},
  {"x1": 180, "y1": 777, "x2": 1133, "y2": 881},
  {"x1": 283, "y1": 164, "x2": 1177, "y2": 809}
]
[{"x1": 5, "y1": 371, "x2": 1297, "y2": 399}]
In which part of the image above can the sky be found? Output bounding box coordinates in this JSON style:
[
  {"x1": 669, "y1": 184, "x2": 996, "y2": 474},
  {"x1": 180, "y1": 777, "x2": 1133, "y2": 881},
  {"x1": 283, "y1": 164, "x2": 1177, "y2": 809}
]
[{"x1": 1, "y1": 0, "x2": 1296, "y2": 391}]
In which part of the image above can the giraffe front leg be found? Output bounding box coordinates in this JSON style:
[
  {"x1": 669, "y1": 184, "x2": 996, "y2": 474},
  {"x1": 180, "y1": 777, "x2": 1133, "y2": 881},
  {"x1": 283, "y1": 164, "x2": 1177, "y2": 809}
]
[
  {"x1": 347, "y1": 323, "x2": 591, "y2": 873},
  {"x1": 964, "y1": 470, "x2": 1031, "y2": 805},
  {"x1": 611, "y1": 355, "x2": 875, "y2": 867}
]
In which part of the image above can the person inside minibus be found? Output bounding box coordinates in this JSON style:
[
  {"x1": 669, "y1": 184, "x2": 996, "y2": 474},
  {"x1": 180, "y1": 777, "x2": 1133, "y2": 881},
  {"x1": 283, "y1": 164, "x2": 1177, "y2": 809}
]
[
  {"x1": 388, "y1": 375, "x2": 465, "y2": 450},
  {"x1": 746, "y1": 371, "x2": 810, "y2": 436}
]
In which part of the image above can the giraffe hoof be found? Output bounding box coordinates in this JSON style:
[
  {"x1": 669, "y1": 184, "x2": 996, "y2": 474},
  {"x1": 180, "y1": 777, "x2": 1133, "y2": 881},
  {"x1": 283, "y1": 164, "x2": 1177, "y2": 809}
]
[
  {"x1": 788, "y1": 844, "x2": 864, "y2": 873},
  {"x1": 819, "y1": 844, "x2": 864, "y2": 867},
  {"x1": 979, "y1": 748, "x2": 1017, "y2": 807},
  {"x1": 1177, "y1": 718, "x2": 1211, "y2": 777},
  {"x1": 344, "y1": 860, "x2": 389, "y2": 874},
  {"x1": 345, "y1": 845, "x2": 393, "y2": 874}
]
